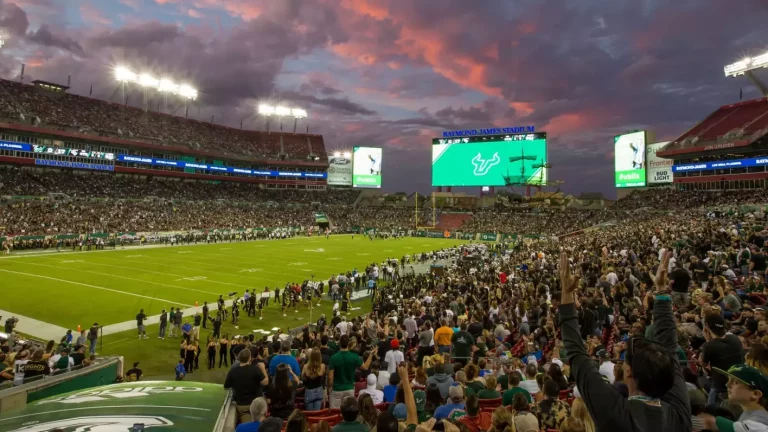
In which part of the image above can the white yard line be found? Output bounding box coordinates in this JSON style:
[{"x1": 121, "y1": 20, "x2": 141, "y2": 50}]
[
  {"x1": 10, "y1": 260, "x2": 222, "y2": 296},
  {"x1": 0, "y1": 269, "x2": 193, "y2": 307}
]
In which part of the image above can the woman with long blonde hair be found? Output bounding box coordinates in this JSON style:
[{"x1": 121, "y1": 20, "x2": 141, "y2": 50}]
[
  {"x1": 488, "y1": 406, "x2": 517, "y2": 432},
  {"x1": 570, "y1": 397, "x2": 595, "y2": 432},
  {"x1": 301, "y1": 349, "x2": 326, "y2": 411}
]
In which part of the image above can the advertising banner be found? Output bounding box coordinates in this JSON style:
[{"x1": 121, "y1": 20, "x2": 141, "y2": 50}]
[
  {"x1": 646, "y1": 141, "x2": 673, "y2": 184},
  {"x1": 35, "y1": 159, "x2": 114, "y2": 171},
  {"x1": 327, "y1": 155, "x2": 353, "y2": 186},
  {"x1": 352, "y1": 146, "x2": 382, "y2": 188},
  {"x1": 117, "y1": 155, "x2": 326, "y2": 179},
  {"x1": 614, "y1": 131, "x2": 647, "y2": 188},
  {"x1": 480, "y1": 233, "x2": 499, "y2": 242},
  {"x1": 672, "y1": 156, "x2": 768, "y2": 172},
  {"x1": 0, "y1": 140, "x2": 32, "y2": 151}
]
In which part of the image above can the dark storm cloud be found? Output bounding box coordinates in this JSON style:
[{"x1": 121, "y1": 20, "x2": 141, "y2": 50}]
[
  {"x1": 5, "y1": 0, "x2": 768, "y2": 197},
  {"x1": 299, "y1": 77, "x2": 343, "y2": 96},
  {"x1": 282, "y1": 90, "x2": 376, "y2": 115},
  {"x1": 0, "y1": 0, "x2": 29, "y2": 37},
  {"x1": 88, "y1": 21, "x2": 181, "y2": 49},
  {"x1": 27, "y1": 25, "x2": 83, "y2": 54}
]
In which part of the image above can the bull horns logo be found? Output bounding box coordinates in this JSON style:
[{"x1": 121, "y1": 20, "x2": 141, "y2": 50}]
[{"x1": 471, "y1": 152, "x2": 500, "y2": 176}]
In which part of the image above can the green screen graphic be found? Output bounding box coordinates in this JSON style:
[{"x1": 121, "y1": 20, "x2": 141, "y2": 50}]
[
  {"x1": 614, "y1": 130, "x2": 646, "y2": 188},
  {"x1": 431, "y1": 133, "x2": 547, "y2": 187},
  {"x1": 0, "y1": 381, "x2": 229, "y2": 432},
  {"x1": 353, "y1": 146, "x2": 382, "y2": 188}
]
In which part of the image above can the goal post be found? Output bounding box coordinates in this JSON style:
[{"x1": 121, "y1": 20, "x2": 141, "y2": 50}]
[{"x1": 415, "y1": 192, "x2": 437, "y2": 229}]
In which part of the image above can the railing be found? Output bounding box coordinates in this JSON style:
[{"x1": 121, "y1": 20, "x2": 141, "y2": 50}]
[{"x1": 0, "y1": 356, "x2": 122, "y2": 415}]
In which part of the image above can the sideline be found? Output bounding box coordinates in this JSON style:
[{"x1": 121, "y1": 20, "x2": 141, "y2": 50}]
[
  {"x1": 0, "y1": 235, "x2": 342, "y2": 259},
  {"x1": 0, "y1": 308, "x2": 69, "y2": 342}
]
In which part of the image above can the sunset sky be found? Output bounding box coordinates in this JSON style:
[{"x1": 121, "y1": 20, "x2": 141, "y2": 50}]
[{"x1": 0, "y1": 0, "x2": 766, "y2": 196}]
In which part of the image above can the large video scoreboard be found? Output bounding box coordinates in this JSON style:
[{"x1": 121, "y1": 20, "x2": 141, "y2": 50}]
[{"x1": 431, "y1": 133, "x2": 547, "y2": 187}]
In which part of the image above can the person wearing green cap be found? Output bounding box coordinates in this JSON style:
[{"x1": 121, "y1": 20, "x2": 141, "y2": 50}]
[{"x1": 697, "y1": 364, "x2": 768, "y2": 431}]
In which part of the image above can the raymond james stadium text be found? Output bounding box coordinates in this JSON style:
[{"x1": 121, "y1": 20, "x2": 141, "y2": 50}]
[{"x1": 442, "y1": 126, "x2": 535, "y2": 137}]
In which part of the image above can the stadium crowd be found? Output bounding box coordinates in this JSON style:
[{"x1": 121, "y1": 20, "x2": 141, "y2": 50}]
[
  {"x1": 211, "y1": 198, "x2": 768, "y2": 432},
  {"x1": 0, "y1": 79, "x2": 324, "y2": 160}
]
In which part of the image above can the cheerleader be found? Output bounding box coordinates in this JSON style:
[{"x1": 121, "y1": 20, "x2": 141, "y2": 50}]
[
  {"x1": 259, "y1": 293, "x2": 265, "y2": 320},
  {"x1": 231, "y1": 300, "x2": 239, "y2": 327},
  {"x1": 281, "y1": 289, "x2": 288, "y2": 317},
  {"x1": 206, "y1": 337, "x2": 217, "y2": 370},
  {"x1": 341, "y1": 288, "x2": 350, "y2": 314},
  {"x1": 218, "y1": 334, "x2": 229, "y2": 368}
]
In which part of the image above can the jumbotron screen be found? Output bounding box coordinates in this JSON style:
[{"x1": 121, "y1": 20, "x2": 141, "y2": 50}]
[
  {"x1": 614, "y1": 130, "x2": 647, "y2": 188},
  {"x1": 431, "y1": 133, "x2": 547, "y2": 187},
  {"x1": 352, "y1": 146, "x2": 382, "y2": 188}
]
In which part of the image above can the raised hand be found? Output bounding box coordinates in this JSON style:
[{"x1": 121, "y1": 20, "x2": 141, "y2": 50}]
[
  {"x1": 655, "y1": 250, "x2": 672, "y2": 291},
  {"x1": 559, "y1": 251, "x2": 578, "y2": 295}
]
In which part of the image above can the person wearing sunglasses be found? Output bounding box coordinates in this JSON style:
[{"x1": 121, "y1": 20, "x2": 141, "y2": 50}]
[{"x1": 557, "y1": 251, "x2": 691, "y2": 431}]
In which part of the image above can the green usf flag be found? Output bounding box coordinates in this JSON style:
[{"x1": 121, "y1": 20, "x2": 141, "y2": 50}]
[
  {"x1": 314, "y1": 212, "x2": 330, "y2": 224},
  {"x1": 0, "y1": 381, "x2": 229, "y2": 432}
]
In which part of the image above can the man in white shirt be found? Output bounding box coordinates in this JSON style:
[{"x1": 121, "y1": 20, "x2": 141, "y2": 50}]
[
  {"x1": 519, "y1": 363, "x2": 540, "y2": 395},
  {"x1": 359, "y1": 374, "x2": 384, "y2": 403},
  {"x1": 335, "y1": 316, "x2": 349, "y2": 335},
  {"x1": 597, "y1": 349, "x2": 616, "y2": 384},
  {"x1": 384, "y1": 340, "x2": 404, "y2": 374}
]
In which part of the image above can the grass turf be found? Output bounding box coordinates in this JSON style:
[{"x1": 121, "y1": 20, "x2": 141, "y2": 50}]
[{"x1": 1, "y1": 235, "x2": 465, "y2": 380}]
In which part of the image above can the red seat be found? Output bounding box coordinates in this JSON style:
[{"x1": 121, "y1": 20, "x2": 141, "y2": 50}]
[
  {"x1": 329, "y1": 408, "x2": 341, "y2": 415},
  {"x1": 307, "y1": 414, "x2": 341, "y2": 427},
  {"x1": 303, "y1": 408, "x2": 330, "y2": 420},
  {"x1": 374, "y1": 402, "x2": 390, "y2": 413},
  {"x1": 354, "y1": 381, "x2": 366, "y2": 397},
  {"x1": 558, "y1": 389, "x2": 572, "y2": 400}
]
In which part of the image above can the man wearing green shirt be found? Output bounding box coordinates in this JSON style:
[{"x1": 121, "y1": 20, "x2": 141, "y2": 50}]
[
  {"x1": 502, "y1": 371, "x2": 532, "y2": 406},
  {"x1": 329, "y1": 334, "x2": 374, "y2": 408},
  {"x1": 451, "y1": 322, "x2": 475, "y2": 363}
]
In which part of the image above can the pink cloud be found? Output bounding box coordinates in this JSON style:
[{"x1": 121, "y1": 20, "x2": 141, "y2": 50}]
[
  {"x1": 186, "y1": 8, "x2": 204, "y2": 19},
  {"x1": 80, "y1": 2, "x2": 112, "y2": 26}
]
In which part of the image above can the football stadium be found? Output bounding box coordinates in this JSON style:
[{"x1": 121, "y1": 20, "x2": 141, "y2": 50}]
[{"x1": 2, "y1": 3, "x2": 768, "y2": 431}]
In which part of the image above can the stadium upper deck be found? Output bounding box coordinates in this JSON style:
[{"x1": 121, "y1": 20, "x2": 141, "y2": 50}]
[{"x1": 0, "y1": 79, "x2": 328, "y2": 166}]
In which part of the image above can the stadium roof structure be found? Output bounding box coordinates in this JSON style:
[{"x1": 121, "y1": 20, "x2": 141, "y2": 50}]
[
  {"x1": 657, "y1": 97, "x2": 768, "y2": 157},
  {"x1": 31, "y1": 79, "x2": 69, "y2": 92}
]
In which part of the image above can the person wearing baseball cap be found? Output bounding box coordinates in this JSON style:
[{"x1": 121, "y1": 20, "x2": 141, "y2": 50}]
[
  {"x1": 697, "y1": 364, "x2": 768, "y2": 431},
  {"x1": 384, "y1": 339, "x2": 404, "y2": 374},
  {"x1": 597, "y1": 349, "x2": 616, "y2": 384},
  {"x1": 701, "y1": 313, "x2": 745, "y2": 405},
  {"x1": 433, "y1": 384, "x2": 465, "y2": 420}
]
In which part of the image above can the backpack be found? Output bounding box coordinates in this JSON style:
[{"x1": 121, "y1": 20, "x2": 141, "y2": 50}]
[{"x1": 56, "y1": 356, "x2": 70, "y2": 370}]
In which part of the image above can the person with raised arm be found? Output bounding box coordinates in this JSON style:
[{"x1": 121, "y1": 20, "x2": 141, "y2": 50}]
[{"x1": 557, "y1": 250, "x2": 690, "y2": 432}]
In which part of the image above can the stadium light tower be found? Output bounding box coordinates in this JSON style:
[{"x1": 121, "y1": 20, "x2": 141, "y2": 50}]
[
  {"x1": 258, "y1": 104, "x2": 308, "y2": 133},
  {"x1": 113, "y1": 66, "x2": 198, "y2": 113},
  {"x1": 725, "y1": 51, "x2": 768, "y2": 96}
]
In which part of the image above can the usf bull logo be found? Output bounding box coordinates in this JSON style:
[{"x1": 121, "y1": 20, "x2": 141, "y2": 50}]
[
  {"x1": 471, "y1": 152, "x2": 500, "y2": 176},
  {"x1": 9, "y1": 415, "x2": 173, "y2": 431}
]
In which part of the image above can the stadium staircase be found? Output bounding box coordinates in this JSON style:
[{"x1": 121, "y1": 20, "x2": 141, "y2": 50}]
[{"x1": 435, "y1": 213, "x2": 472, "y2": 231}]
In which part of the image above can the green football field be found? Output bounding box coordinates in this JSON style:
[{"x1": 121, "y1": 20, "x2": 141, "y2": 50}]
[{"x1": 1, "y1": 235, "x2": 465, "y2": 380}]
